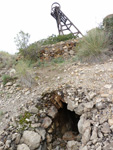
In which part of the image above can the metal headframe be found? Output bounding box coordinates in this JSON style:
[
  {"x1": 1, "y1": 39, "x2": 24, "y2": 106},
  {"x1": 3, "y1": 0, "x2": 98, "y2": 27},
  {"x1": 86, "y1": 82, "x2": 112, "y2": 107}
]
[{"x1": 51, "y1": 2, "x2": 83, "y2": 37}]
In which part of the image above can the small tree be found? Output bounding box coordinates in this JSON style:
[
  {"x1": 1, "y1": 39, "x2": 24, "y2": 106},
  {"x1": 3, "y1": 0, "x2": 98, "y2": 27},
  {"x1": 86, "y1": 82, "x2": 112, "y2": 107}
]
[{"x1": 14, "y1": 30, "x2": 30, "y2": 52}]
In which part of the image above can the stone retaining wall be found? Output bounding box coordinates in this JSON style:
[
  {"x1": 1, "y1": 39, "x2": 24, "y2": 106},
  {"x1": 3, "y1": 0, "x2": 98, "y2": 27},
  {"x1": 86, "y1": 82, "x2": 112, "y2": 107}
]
[{"x1": 39, "y1": 39, "x2": 77, "y2": 60}]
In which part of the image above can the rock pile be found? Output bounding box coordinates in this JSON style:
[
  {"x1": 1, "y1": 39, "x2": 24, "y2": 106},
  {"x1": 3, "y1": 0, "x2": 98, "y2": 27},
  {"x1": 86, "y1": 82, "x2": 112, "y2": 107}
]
[
  {"x1": 38, "y1": 39, "x2": 77, "y2": 60},
  {"x1": 0, "y1": 85, "x2": 113, "y2": 150}
]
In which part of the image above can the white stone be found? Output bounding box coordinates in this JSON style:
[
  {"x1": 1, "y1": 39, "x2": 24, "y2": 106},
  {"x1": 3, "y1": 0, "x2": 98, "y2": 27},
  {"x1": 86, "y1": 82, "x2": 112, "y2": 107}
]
[
  {"x1": 67, "y1": 100, "x2": 77, "y2": 111},
  {"x1": 67, "y1": 140, "x2": 80, "y2": 150},
  {"x1": 78, "y1": 115, "x2": 86, "y2": 134},
  {"x1": 108, "y1": 118, "x2": 113, "y2": 126},
  {"x1": 101, "y1": 122, "x2": 110, "y2": 134},
  {"x1": 36, "y1": 128, "x2": 46, "y2": 140},
  {"x1": 17, "y1": 144, "x2": 30, "y2": 150},
  {"x1": 29, "y1": 106, "x2": 38, "y2": 114},
  {"x1": 84, "y1": 101, "x2": 94, "y2": 109},
  {"x1": 80, "y1": 146, "x2": 88, "y2": 150},
  {"x1": 82, "y1": 128, "x2": 91, "y2": 144},
  {"x1": 104, "y1": 84, "x2": 112, "y2": 89},
  {"x1": 9, "y1": 68, "x2": 16, "y2": 76},
  {"x1": 96, "y1": 145, "x2": 102, "y2": 150},
  {"x1": 90, "y1": 127, "x2": 97, "y2": 140},
  {"x1": 82, "y1": 120, "x2": 91, "y2": 133},
  {"x1": 22, "y1": 131, "x2": 41, "y2": 150},
  {"x1": 5, "y1": 82, "x2": 13, "y2": 86}
]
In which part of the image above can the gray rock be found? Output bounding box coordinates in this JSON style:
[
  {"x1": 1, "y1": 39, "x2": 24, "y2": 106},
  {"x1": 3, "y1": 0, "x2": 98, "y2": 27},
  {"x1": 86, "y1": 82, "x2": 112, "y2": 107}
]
[
  {"x1": 84, "y1": 101, "x2": 94, "y2": 109},
  {"x1": 98, "y1": 131, "x2": 103, "y2": 138},
  {"x1": 82, "y1": 120, "x2": 91, "y2": 133},
  {"x1": 55, "y1": 146, "x2": 60, "y2": 150},
  {"x1": 0, "y1": 142, "x2": 4, "y2": 147},
  {"x1": 42, "y1": 117, "x2": 52, "y2": 129},
  {"x1": 90, "y1": 127, "x2": 97, "y2": 140},
  {"x1": 15, "y1": 133, "x2": 21, "y2": 144},
  {"x1": 99, "y1": 116, "x2": 108, "y2": 124},
  {"x1": 9, "y1": 68, "x2": 16, "y2": 77},
  {"x1": 110, "y1": 125, "x2": 113, "y2": 131},
  {"x1": 92, "y1": 138, "x2": 98, "y2": 144},
  {"x1": 74, "y1": 103, "x2": 84, "y2": 115},
  {"x1": 82, "y1": 128, "x2": 91, "y2": 144},
  {"x1": 5, "y1": 82, "x2": 13, "y2": 86},
  {"x1": 108, "y1": 119, "x2": 113, "y2": 126},
  {"x1": 69, "y1": 50, "x2": 74, "y2": 55},
  {"x1": 103, "y1": 142, "x2": 113, "y2": 150},
  {"x1": 48, "y1": 106, "x2": 58, "y2": 118},
  {"x1": 88, "y1": 92, "x2": 97, "y2": 99},
  {"x1": 29, "y1": 115, "x2": 38, "y2": 123},
  {"x1": 101, "y1": 122, "x2": 110, "y2": 134},
  {"x1": 37, "y1": 145, "x2": 42, "y2": 150},
  {"x1": 41, "y1": 141, "x2": 46, "y2": 150},
  {"x1": 22, "y1": 130, "x2": 41, "y2": 150},
  {"x1": 5, "y1": 140, "x2": 11, "y2": 149},
  {"x1": 96, "y1": 102, "x2": 106, "y2": 110},
  {"x1": 17, "y1": 144, "x2": 30, "y2": 150},
  {"x1": 0, "y1": 146, "x2": 4, "y2": 150},
  {"x1": 29, "y1": 106, "x2": 38, "y2": 114},
  {"x1": 104, "y1": 84, "x2": 112, "y2": 89},
  {"x1": 67, "y1": 100, "x2": 77, "y2": 111},
  {"x1": 36, "y1": 128, "x2": 46, "y2": 140},
  {"x1": 96, "y1": 145, "x2": 102, "y2": 150},
  {"x1": 67, "y1": 140, "x2": 80, "y2": 150},
  {"x1": 78, "y1": 114, "x2": 86, "y2": 134},
  {"x1": 80, "y1": 146, "x2": 88, "y2": 150},
  {"x1": 31, "y1": 123, "x2": 40, "y2": 128}
]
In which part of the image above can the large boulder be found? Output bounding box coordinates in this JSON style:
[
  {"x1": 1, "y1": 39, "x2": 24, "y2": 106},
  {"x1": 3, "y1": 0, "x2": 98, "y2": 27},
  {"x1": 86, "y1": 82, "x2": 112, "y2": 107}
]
[{"x1": 22, "y1": 131, "x2": 41, "y2": 150}]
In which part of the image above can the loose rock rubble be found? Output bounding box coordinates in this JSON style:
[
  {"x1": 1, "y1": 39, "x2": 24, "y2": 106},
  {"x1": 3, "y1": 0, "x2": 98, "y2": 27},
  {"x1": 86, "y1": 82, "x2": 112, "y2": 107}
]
[{"x1": 0, "y1": 84, "x2": 113, "y2": 150}]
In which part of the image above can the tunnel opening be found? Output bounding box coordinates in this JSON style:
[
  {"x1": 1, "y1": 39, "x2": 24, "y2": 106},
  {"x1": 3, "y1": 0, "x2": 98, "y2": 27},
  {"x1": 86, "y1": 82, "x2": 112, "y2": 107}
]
[{"x1": 52, "y1": 102, "x2": 80, "y2": 142}]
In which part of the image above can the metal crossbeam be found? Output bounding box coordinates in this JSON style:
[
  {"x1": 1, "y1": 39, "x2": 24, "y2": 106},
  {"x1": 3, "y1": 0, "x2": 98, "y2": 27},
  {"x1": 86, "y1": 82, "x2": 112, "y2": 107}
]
[{"x1": 51, "y1": 2, "x2": 83, "y2": 37}]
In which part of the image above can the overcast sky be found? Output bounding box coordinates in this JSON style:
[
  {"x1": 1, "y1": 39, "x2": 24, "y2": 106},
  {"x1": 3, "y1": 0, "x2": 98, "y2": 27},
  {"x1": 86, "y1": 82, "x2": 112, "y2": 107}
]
[{"x1": 0, "y1": 0, "x2": 113, "y2": 54}]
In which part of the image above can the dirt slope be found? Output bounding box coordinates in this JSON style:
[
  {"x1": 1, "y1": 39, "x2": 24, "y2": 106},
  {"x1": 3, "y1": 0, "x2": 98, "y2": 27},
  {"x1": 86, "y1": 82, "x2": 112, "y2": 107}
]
[{"x1": 0, "y1": 56, "x2": 113, "y2": 134}]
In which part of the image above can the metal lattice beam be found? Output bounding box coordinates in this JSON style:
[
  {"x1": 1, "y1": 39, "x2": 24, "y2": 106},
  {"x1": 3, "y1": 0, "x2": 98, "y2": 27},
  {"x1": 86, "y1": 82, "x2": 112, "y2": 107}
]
[{"x1": 51, "y1": 2, "x2": 83, "y2": 37}]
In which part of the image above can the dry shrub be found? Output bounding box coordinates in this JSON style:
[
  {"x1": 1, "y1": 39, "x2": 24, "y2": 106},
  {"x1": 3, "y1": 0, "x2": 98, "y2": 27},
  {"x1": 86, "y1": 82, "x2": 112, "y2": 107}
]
[
  {"x1": 15, "y1": 60, "x2": 36, "y2": 87},
  {"x1": 76, "y1": 28, "x2": 109, "y2": 60},
  {"x1": 0, "y1": 51, "x2": 16, "y2": 69}
]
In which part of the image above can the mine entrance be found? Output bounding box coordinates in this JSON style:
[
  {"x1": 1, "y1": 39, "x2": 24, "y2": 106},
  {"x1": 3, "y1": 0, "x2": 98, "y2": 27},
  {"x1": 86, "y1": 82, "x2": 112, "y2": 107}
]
[{"x1": 53, "y1": 102, "x2": 80, "y2": 141}]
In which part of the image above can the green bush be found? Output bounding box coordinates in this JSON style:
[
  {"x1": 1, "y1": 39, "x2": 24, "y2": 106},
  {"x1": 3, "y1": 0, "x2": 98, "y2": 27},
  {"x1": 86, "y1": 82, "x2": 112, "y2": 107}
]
[
  {"x1": 2, "y1": 74, "x2": 13, "y2": 85},
  {"x1": 15, "y1": 60, "x2": 36, "y2": 87},
  {"x1": 17, "y1": 111, "x2": 32, "y2": 131},
  {"x1": 40, "y1": 33, "x2": 76, "y2": 45},
  {"x1": 0, "y1": 111, "x2": 4, "y2": 117},
  {"x1": 103, "y1": 14, "x2": 113, "y2": 44},
  {"x1": 0, "y1": 51, "x2": 16, "y2": 69},
  {"x1": 51, "y1": 57, "x2": 65, "y2": 64},
  {"x1": 19, "y1": 42, "x2": 41, "y2": 61},
  {"x1": 15, "y1": 60, "x2": 33, "y2": 76},
  {"x1": 76, "y1": 28, "x2": 109, "y2": 58}
]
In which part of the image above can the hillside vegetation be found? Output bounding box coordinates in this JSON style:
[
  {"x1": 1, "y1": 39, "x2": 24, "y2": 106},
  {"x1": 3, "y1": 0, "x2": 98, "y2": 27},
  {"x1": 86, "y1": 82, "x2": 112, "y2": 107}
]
[
  {"x1": 0, "y1": 14, "x2": 113, "y2": 150},
  {"x1": 0, "y1": 15, "x2": 113, "y2": 86}
]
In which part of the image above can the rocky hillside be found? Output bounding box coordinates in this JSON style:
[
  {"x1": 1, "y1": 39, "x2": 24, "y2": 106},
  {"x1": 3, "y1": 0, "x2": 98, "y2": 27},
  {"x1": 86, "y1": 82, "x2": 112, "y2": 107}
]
[{"x1": 0, "y1": 49, "x2": 113, "y2": 150}]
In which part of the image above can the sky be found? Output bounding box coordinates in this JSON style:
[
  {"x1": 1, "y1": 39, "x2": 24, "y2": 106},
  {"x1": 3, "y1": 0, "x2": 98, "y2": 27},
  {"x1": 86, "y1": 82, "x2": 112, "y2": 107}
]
[{"x1": 0, "y1": 0, "x2": 113, "y2": 54}]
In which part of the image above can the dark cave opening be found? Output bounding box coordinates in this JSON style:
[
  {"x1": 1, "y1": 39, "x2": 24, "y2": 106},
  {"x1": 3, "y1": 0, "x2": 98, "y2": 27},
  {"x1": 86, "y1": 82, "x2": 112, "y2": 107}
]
[{"x1": 53, "y1": 102, "x2": 80, "y2": 140}]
